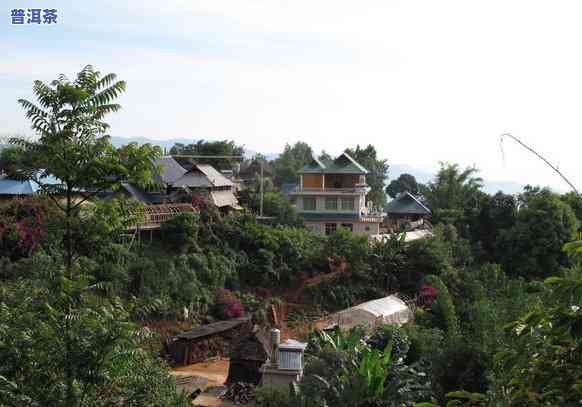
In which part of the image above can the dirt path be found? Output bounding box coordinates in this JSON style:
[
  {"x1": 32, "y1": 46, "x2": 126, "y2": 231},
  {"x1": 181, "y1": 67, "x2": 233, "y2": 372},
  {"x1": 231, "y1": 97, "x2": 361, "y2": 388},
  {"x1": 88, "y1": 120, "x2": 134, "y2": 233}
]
[{"x1": 171, "y1": 358, "x2": 250, "y2": 406}]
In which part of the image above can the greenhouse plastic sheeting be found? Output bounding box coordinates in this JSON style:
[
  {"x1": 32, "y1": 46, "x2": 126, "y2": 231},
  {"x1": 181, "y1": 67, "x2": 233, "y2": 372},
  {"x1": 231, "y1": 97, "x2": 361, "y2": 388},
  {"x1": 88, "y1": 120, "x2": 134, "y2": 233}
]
[{"x1": 321, "y1": 295, "x2": 412, "y2": 330}]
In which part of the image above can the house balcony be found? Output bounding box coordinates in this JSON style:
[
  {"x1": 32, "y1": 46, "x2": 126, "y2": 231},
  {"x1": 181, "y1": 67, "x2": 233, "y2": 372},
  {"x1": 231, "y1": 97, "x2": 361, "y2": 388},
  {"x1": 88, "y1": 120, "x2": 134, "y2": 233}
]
[
  {"x1": 297, "y1": 208, "x2": 386, "y2": 223},
  {"x1": 360, "y1": 208, "x2": 386, "y2": 223},
  {"x1": 289, "y1": 184, "x2": 370, "y2": 195}
]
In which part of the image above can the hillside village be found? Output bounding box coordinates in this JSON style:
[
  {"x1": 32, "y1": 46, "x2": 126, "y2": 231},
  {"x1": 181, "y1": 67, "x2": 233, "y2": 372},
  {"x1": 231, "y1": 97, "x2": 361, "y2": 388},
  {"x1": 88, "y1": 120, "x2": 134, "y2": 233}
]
[{"x1": 1, "y1": 66, "x2": 582, "y2": 407}]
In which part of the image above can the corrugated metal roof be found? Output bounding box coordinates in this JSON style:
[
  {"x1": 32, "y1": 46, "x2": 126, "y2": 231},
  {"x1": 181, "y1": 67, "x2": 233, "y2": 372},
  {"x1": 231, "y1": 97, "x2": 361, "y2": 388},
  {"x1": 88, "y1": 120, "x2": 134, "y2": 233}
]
[
  {"x1": 210, "y1": 190, "x2": 241, "y2": 209},
  {"x1": 172, "y1": 172, "x2": 213, "y2": 188},
  {"x1": 154, "y1": 156, "x2": 188, "y2": 185},
  {"x1": 120, "y1": 183, "x2": 155, "y2": 204},
  {"x1": 0, "y1": 175, "x2": 62, "y2": 195},
  {"x1": 172, "y1": 163, "x2": 234, "y2": 188},
  {"x1": 177, "y1": 317, "x2": 249, "y2": 341},
  {"x1": 385, "y1": 192, "x2": 431, "y2": 215},
  {"x1": 195, "y1": 164, "x2": 234, "y2": 187}
]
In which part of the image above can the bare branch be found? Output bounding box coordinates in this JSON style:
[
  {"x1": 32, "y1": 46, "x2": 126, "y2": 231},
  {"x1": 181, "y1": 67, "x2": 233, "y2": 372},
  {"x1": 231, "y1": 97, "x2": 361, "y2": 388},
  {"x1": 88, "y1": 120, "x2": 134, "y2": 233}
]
[{"x1": 500, "y1": 132, "x2": 579, "y2": 195}]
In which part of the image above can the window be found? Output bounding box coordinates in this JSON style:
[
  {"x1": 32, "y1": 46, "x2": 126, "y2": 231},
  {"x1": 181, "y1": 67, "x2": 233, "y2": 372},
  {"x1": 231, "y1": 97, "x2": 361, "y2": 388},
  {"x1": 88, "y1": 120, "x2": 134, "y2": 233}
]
[
  {"x1": 325, "y1": 223, "x2": 337, "y2": 235},
  {"x1": 340, "y1": 223, "x2": 353, "y2": 232},
  {"x1": 325, "y1": 197, "x2": 338, "y2": 210},
  {"x1": 341, "y1": 197, "x2": 354, "y2": 210},
  {"x1": 303, "y1": 197, "x2": 316, "y2": 210}
]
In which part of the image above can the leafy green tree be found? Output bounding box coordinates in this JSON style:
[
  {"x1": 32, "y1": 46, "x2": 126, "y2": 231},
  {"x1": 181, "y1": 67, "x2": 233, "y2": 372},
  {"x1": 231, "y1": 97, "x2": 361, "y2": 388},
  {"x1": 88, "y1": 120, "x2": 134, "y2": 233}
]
[
  {"x1": 370, "y1": 233, "x2": 407, "y2": 292},
  {"x1": 0, "y1": 66, "x2": 186, "y2": 406},
  {"x1": 500, "y1": 246, "x2": 582, "y2": 406},
  {"x1": 562, "y1": 191, "x2": 582, "y2": 232},
  {"x1": 170, "y1": 139, "x2": 244, "y2": 170},
  {"x1": 470, "y1": 192, "x2": 517, "y2": 261},
  {"x1": 242, "y1": 191, "x2": 304, "y2": 227},
  {"x1": 319, "y1": 150, "x2": 333, "y2": 162},
  {"x1": 385, "y1": 173, "x2": 419, "y2": 198},
  {"x1": 422, "y1": 163, "x2": 483, "y2": 210},
  {"x1": 345, "y1": 144, "x2": 389, "y2": 208},
  {"x1": 5, "y1": 65, "x2": 159, "y2": 270},
  {"x1": 272, "y1": 141, "x2": 314, "y2": 187},
  {"x1": 0, "y1": 269, "x2": 188, "y2": 406},
  {"x1": 497, "y1": 189, "x2": 578, "y2": 278}
]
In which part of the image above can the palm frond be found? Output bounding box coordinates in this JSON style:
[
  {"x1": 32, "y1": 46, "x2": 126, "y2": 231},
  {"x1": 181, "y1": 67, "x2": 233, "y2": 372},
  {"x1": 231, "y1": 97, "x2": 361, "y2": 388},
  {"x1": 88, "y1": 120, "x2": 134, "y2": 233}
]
[
  {"x1": 96, "y1": 73, "x2": 118, "y2": 90},
  {"x1": 88, "y1": 81, "x2": 126, "y2": 108}
]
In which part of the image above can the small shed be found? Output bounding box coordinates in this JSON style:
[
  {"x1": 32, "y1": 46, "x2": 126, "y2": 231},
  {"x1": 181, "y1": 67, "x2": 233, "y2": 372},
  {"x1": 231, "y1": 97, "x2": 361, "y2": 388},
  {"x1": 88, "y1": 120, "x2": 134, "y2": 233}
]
[
  {"x1": 384, "y1": 192, "x2": 431, "y2": 231},
  {"x1": 226, "y1": 330, "x2": 271, "y2": 385},
  {"x1": 168, "y1": 318, "x2": 251, "y2": 366},
  {"x1": 319, "y1": 295, "x2": 412, "y2": 331}
]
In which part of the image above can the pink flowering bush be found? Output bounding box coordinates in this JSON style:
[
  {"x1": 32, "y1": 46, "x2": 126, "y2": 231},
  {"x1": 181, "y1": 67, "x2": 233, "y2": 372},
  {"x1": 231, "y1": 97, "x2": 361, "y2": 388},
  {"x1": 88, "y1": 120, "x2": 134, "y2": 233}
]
[
  {"x1": 417, "y1": 284, "x2": 439, "y2": 308},
  {"x1": 213, "y1": 288, "x2": 245, "y2": 320},
  {"x1": 0, "y1": 199, "x2": 52, "y2": 260}
]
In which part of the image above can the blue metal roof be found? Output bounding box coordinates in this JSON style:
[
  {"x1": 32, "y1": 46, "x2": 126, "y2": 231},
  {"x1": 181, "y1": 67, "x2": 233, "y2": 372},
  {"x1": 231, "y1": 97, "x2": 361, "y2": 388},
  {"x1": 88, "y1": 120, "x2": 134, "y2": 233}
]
[{"x1": 0, "y1": 175, "x2": 62, "y2": 195}]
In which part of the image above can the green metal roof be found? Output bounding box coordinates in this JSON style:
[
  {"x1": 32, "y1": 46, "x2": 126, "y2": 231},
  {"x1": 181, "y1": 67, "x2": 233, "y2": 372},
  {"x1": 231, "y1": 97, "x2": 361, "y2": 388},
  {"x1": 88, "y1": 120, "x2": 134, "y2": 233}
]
[
  {"x1": 385, "y1": 192, "x2": 431, "y2": 215},
  {"x1": 299, "y1": 152, "x2": 368, "y2": 175}
]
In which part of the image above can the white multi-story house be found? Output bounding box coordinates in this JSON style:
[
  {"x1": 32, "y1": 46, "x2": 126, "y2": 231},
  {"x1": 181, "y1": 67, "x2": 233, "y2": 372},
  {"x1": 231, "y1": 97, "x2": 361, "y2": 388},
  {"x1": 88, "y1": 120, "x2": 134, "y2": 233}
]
[{"x1": 288, "y1": 153, "x2": 385, "y2": 237}]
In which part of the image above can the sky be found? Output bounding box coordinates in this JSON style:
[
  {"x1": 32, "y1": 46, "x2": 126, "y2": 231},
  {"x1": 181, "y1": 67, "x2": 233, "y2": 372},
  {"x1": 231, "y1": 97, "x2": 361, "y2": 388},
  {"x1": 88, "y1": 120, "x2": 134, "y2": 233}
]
[{"x1": 1, "y1": 0, "x2": 581, "y2": 192}]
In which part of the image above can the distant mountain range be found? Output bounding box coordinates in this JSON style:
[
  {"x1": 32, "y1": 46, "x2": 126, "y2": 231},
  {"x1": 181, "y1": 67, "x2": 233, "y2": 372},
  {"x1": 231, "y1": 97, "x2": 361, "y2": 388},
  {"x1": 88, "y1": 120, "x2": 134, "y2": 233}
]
[{"x1": 111, "y1": 136, "x2": 525, "y2": 194}]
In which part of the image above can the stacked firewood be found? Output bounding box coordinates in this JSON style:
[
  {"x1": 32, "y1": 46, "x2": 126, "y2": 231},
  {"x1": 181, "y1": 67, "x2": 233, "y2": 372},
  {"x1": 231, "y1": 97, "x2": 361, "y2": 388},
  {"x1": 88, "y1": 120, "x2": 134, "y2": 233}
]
[
  {"x1": 220, "y1": 382, "x2": 255, "y2": 405},
  {"x1": 186, "y1": 336, "x2": 231, "y2": 364}
]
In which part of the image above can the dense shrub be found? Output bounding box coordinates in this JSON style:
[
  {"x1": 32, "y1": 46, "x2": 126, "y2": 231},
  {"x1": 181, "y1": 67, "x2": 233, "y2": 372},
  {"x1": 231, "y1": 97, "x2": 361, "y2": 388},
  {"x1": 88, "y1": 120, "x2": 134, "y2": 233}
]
[
  {"x1": 422, "y1": 275, "x2": 459, "y2": 338},
  {"x1": 161, "y1": 213, "x2": 200, "y2": 253},
  {"x1": 401, "y1": 324, "x2": 444, "y2": 364},
  {"x1": 430, "y1": 339, "x2": 490, "y2": 403},
  {"x1": 416, "y1": 284, "x2": 438, "y2": 308},
  {"x1": 367, "y1": 324, "x2": 410, "y2": 362}
]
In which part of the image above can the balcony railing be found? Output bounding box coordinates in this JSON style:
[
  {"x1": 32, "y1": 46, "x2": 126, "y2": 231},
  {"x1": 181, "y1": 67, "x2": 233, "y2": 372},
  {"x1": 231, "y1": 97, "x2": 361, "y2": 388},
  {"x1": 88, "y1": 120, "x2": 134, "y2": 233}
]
[
  {"x1": 360, "y1": 209, "x2": 386, "y2": 223},
  {"x1": 291, "y1": 185, "x2": 369, "y2": 194}
]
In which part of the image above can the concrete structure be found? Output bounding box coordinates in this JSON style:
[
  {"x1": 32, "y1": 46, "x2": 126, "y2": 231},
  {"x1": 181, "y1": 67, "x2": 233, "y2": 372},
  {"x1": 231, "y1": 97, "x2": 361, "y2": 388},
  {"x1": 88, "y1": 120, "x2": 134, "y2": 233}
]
[
  {"x1": 287, "y1": 153, "x2": 385, "y2": 238},
  {"x1": 260, "y1": 329, "x2": 307, "y2": 388}
]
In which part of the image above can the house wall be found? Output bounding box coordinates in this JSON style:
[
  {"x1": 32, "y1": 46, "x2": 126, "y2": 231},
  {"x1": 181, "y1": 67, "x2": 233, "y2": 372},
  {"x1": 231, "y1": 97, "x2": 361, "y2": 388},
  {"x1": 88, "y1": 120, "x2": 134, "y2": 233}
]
[
  {"x1": 295, "y1": 195, "x2": 360, "y2": 213},
  {"x1": 305, "y1": 221, "x2": 380, "y2": 237},
  {"x1": 324, "y1": 174, "x2": 360, "y2": 188},
  {"x1": 300, "y1": 174, "x2": 365, "y2": 189},
  {"x1": 302, "y1": 174, "x2": 323, "y2": 188}
]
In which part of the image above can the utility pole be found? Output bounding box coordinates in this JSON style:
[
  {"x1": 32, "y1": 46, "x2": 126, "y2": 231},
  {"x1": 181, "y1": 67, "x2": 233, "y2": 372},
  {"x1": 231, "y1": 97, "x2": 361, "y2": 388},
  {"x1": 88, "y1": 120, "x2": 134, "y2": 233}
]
[{"x1": 260, "y1": 160, "x2": 264, "y2": 217}]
